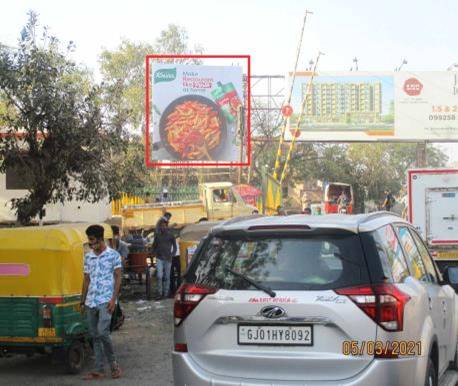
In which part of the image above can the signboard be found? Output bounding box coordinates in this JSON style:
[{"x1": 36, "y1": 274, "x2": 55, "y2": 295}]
[
  {"x1": 285, "y1": 71, "x2": 458, "y2": 142},
  {"x1": 148, "y1": 62, "x2": 246, "y2": 165}
]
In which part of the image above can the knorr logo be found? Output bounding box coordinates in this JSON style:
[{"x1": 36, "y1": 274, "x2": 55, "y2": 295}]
[{"x1": 154, "y1": 68, "x2": 176, "y2": 83}]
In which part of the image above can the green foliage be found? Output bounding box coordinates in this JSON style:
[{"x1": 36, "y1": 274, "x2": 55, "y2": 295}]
[
  {"x1": 100, "y1": 40, "x2": 153, "y2": 132},
  {"x1": 99, "y1": 24, "x2": 204, "y2": 194},
  {"x1": 294, "y1": 143, "x2": 447, "y2": 212},
  {"x1": 250, "y1": 131, "x2": 448, "y2": 212},
  {"x1": 0, "y1": 12, "x2": 122, "y2": 224},
  {"x1": 155, "y1": 24, "x2": 203, "y2": 56}
]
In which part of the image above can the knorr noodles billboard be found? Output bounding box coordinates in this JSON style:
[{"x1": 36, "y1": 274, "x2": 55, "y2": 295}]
[
  {"x1": 148, "y1": 63, "x2": 246, "y2": 165},
  {"x1": 285, "y1": 71, "x2": 458, "y2": 142}
]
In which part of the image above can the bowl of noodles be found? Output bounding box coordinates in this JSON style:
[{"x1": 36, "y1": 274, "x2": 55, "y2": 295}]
[{"x1": 159, "y1": 95, "x2": 227, "y2": 161}]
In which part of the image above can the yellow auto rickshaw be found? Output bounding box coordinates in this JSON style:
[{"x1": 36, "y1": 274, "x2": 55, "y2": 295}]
[
  {"x1": 0, "y1": 223, "x2": 112, "y2": 373},
  {"x1": 178, "y1": 221, "x2": 221, "y2": 272}
]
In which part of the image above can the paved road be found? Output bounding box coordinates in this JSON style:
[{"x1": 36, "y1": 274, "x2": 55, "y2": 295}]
[{"x1": 0, "y1": 297, "x2": 457, "y2": 386}]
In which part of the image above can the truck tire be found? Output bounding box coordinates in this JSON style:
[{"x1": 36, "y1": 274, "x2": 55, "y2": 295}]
[{"x1": 65, "y1": 340, "x2": 85, "y2": 374}]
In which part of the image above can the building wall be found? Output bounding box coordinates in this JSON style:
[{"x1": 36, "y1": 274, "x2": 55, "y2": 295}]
[{"x1": 0, "y1": 173, "x2": 111, "y2": 224}]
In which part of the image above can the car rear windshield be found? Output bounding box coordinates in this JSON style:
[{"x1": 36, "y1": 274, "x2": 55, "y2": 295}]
[{"x1": 186, "y1": 233, "x2": 370, "y2": 290}]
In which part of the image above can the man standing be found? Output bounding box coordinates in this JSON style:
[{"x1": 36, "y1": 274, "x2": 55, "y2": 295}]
[
  {"x1": 81, "y1": 225, "x2": 122, "y2": 380},
  {"x1": 110, "y1": 225, "x2": 129, "y2": 267},
  {"x1": 109, "y1": 225, "x2": 129, "y2": 331},
  {"x1": 156, "y1": 212, "x2": 172, "y2": 233},
  {"x1": 161, "y1": 187, "x2": 169, "y2": 202},
  {"x1": 382, "y1": 190, "x2": 395, "y2": 212},
  {"x1": 337, "y1": 191, "x2": 349, "y2": 213},
  {"x1": 152, "y1": 219, "x2": 177, "y2": 300}
]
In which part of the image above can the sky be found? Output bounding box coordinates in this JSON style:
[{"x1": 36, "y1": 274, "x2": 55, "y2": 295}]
[{"x1": 1, "y1": 0, "x2": 458, "y2": 164}]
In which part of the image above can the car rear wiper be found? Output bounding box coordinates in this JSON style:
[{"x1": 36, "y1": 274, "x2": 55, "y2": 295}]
[{"x1": 224, "y1": 266, "x2": 276, "y2": 298}]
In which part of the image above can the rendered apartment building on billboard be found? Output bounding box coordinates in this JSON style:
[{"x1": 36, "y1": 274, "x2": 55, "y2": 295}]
[{"x1": 302, "y1": 82, "x2": 382, "y2": 124}]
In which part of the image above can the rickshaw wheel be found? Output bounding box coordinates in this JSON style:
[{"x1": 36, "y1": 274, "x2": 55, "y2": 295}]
[{"x1": 66, "y1": 340, "x2": 85, "y2": 374}]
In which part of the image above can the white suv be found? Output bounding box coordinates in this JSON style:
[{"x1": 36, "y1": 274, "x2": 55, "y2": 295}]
[{"x1": 173, "y1": 213, "x2": 458, "y2": 386}]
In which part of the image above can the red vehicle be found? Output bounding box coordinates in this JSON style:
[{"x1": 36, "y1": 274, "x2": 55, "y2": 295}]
[{"x1": 323, "y1": 182, "x2": 354, "y2": 214}]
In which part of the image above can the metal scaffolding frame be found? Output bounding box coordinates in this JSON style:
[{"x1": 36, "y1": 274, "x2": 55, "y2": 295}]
[{"x1": 250, "y1": 75, "x2": 285, "y2": 136}]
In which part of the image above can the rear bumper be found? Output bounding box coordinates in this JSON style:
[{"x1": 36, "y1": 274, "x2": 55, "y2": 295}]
[{"x1": 172, "y1": 352, "x2": 423, "y2": 386}]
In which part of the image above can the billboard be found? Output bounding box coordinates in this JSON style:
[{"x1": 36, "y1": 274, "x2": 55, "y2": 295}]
[
  {"x1": 146, "y1": 59, "x2": 250, "y2": 166},
  {"x1": 285, "y1": 71, "x2": 458, "y2": 142}
]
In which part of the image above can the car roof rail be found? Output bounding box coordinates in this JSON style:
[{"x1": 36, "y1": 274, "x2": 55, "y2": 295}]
[{"x1": 358, "y1": 211, "x2": 402, "y2": 225}]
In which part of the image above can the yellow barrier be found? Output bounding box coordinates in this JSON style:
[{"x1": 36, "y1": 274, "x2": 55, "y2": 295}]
[{"x1": 112, "y1": 193, "x2": 145, "y2": 215}]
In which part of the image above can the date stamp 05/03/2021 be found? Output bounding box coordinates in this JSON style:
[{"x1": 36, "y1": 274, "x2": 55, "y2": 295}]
[{"x1": 342, "y1": 340, "x2": 422, "y2": 356}]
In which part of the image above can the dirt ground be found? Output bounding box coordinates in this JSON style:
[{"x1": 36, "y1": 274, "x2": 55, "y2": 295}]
[
  {"x1": 2, "y1": 289, "x2": 457, "y2": 386},
  {"x1": 0, "y1": 295, "x2": 174, "y2": 386}
]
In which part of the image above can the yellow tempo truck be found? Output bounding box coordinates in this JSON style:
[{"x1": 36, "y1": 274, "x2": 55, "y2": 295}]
[{"x1": 121, "y1": 182, "x2": 257, "y2": 229}]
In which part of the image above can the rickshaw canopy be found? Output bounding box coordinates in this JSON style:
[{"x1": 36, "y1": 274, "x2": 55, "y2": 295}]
[
  {"x1": 0, "y1": 223, "x2": 113, "y2": 297},
  {"x1": 179, "y1": 221, "x2": 220, "y2": 242}
]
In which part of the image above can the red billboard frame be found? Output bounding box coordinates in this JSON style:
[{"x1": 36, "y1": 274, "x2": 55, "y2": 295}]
[{"x1": 145, "y1": 54, "x2": 251, "y2": 167}]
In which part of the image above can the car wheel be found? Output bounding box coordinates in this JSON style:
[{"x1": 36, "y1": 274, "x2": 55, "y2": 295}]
[
  {"x1": 425, "y1": 357, "x2": 437, "y2": 386},
  {"x1": 450, "y1": 341, "x2": 458, "y2": 370},
  {"x1": 65, "y1": 340, "x2": 85, "y2": 374}
]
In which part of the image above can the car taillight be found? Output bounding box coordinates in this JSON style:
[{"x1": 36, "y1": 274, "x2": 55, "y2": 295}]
[
  {"x1": 335, "y1": 284, "x2": 410, "y2": 332},
  {"x1": 174, "y1": 283, "x2": 217, "y2": 326},
  {"x1": 41, "y1": 305, "x2": 53, "y2": 328}
]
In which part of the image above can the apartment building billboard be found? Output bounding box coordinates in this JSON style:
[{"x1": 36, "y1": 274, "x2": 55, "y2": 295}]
[{"x1": 285, "y1": 72, "x2": 458, "y2": 142}]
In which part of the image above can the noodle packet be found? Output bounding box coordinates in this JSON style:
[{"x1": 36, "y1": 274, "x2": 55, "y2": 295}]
[
  {"x1": 211, "y1": 82, "x2": 241, "y2": 122},
  {"x1": 222, "y1": 82, "x2": 242, "y2": 118}
]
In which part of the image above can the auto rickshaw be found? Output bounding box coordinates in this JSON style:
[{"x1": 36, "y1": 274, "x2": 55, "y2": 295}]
[
  {"x1": 178, "y1": 221, "x2": 221, "y2": 272},
  {"x1": 0, "y1": 223, "x2": 112, "y2": 373}
]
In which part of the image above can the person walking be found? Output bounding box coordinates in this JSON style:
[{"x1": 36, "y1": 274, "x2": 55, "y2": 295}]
[
  {"x1": 81, "y1": 225, "x2": 122, "y2": 380},
  {"x1": 152, "y1": 219, "x2": 177, "y2": 300}
]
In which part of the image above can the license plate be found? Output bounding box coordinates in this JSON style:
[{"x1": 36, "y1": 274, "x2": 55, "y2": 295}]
[
  {"x1": 38, "y1": 328, "x2": 56, "y2": 337},
  {"x1": 238, "y1": 324, "x2": 313, "y2": 346}
]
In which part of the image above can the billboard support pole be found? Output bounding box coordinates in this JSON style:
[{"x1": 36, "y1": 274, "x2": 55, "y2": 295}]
[
  {"x1": 416, "y1": 141, "x2": 427, "y2": 168},
  {"x1": 237, "y1": 105, "x2": 244, "y2": 184},
  {"x1": 279, "y1": 52, "x2": 323, "y2": 185},
  {"x1": 272, "y1": 10, "x2": 312, "y2": 181}
]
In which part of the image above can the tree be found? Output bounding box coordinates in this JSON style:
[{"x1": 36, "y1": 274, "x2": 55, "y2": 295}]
[
  {"x1": 99, "y1": 24, "x2": 203, "y2": 134},
  {"x1": 154, "y1": 24, "x2": 203, "y2": 57},
  {"x1": 99, "y1": 25, "x2": 204, "y2": 195},
  {"x1": 289, "y1": 142, "x2": 448, "y2": 212},
  {"x1": 0, "y1": 12, "x2": 121, "y2": 224}
]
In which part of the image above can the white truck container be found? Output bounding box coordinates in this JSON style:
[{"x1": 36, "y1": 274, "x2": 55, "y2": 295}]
[{"x1": 408, "y1": 168, "x2": 458, "y2": 270}]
